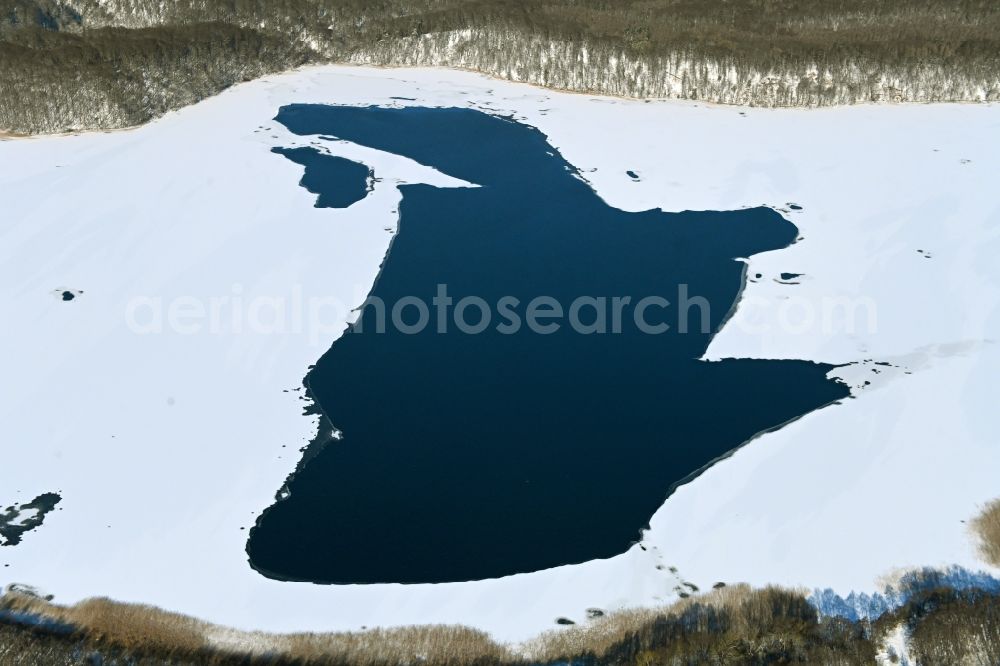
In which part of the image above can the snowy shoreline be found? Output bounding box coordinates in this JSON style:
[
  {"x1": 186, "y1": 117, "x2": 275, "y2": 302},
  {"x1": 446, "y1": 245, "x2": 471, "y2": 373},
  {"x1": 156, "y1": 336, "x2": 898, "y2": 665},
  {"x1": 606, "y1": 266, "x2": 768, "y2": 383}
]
[
  {"x1": 1, "y1": 65, "x2": 998, "y2": 642},
  {"x1": 3, "y1": 61, "x2": 996, "y2": 143}
]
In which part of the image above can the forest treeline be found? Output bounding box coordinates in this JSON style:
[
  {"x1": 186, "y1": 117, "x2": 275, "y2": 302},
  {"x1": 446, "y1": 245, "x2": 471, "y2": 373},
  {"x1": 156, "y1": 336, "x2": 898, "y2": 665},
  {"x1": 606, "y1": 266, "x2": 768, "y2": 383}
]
[{"x1": 1, "y1": 0, "x2": 999, "y2": 133}]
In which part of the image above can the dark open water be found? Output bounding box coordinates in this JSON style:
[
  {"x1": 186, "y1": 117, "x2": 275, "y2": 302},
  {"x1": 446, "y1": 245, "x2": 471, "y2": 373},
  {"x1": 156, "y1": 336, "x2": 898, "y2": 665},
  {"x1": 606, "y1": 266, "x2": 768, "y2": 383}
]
[{"x1": 247, "y1": 105, "x2": 849, "y2": 584}]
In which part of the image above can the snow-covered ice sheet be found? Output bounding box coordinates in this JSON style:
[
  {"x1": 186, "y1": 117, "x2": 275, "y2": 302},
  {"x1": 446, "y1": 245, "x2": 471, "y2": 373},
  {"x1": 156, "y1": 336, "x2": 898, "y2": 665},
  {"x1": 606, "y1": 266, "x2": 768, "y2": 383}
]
[{"x1": 1, "y1": 66, "x2": 998, "y2": 642}]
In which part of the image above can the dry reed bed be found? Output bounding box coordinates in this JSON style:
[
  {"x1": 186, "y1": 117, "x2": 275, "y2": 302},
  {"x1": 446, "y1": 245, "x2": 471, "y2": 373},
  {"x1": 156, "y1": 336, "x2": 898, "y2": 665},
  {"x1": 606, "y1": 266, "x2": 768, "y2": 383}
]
[
  {"x1": 523, "y1": 584, "x2": 792, "y2": 660},
  {"x1": 973, "y1": 498, "x2": 1000, "y2": 568},
  {"x1": 0, "y1": 583, "x2": 878, "y2": 665},
  {"x1": 0, "y1": 592, "x2": 514, "y2": 665},
  {"x1": 4, "y1": 569, "x2": 1000, "y2": 664}
]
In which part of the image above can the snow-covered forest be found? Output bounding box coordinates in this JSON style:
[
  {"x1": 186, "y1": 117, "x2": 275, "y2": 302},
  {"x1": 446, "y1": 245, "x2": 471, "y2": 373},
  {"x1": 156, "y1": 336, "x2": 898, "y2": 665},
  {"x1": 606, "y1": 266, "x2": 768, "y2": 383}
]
[{"x1": 2, "y1": 0, "x2": 999, "y2": 134}]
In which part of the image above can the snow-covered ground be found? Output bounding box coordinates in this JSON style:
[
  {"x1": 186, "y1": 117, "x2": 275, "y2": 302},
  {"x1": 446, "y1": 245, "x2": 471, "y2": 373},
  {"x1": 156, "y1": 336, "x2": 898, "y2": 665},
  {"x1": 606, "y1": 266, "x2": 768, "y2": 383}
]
[{"x1": 1, "y1": 65, "x2": 998, "y2": 643}]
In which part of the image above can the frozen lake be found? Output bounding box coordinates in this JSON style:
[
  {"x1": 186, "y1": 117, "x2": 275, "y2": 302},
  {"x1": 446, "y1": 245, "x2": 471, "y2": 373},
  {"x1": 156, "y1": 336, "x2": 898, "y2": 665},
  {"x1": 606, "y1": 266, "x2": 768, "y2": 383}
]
[
  {"x1": 249, "y1": 105, "x2": 849, "y2": 584},
  {"x1": 1, "y1": 66, "x2": 996, "y2": 641}
]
